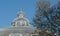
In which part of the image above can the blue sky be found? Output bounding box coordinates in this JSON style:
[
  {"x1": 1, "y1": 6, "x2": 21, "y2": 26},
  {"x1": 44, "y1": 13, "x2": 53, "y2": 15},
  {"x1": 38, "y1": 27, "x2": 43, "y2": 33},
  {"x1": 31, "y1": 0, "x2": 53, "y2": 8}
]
[{"x1": 0, "y1": 0, "x2": 58, "y2": 28}]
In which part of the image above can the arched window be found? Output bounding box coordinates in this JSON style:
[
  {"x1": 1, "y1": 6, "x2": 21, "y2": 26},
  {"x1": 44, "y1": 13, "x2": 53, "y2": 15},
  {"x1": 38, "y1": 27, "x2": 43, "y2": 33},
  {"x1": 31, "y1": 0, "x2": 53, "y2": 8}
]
[{"x1": 17, "y1": 20, "x2": 25, "y2": 26}]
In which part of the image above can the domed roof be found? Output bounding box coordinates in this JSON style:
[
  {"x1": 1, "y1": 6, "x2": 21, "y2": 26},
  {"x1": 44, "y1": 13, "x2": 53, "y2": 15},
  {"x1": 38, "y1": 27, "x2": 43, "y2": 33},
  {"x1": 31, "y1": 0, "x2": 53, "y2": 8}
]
[{"x1": 11, "y1": 10, "x2": 31, "y2": 27}]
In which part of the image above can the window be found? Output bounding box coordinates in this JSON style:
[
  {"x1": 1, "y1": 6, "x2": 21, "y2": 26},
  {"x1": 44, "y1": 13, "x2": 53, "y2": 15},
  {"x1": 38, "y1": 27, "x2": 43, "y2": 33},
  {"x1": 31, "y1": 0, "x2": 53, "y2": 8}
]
[
  {"x1": 17, "y1": 22, "x2": 20, "y2": 26},
  {"x1": 17, "y1": 20, "x2": 28, "y2": 26},
  {"x1": 17, "y1": 21, "x2": 24, "y2": 26}
]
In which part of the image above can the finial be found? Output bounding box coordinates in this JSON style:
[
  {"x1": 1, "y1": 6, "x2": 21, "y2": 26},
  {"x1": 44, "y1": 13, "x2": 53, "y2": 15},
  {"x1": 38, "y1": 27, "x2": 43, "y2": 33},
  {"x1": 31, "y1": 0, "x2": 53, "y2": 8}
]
[
  {"x1": 17, "y1": 8, "x2": 23, "y2": 15},
  {"x1": 18, "y1": 8, "x2": 24, "y2": 18}
]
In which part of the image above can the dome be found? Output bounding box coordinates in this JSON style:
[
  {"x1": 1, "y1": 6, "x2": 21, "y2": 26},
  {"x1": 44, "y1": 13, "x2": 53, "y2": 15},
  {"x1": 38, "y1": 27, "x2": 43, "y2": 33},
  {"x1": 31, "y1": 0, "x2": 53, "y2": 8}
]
[{"x1": 11, "y1": 10, "x2": 30, "y2": 27}]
